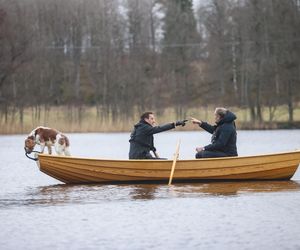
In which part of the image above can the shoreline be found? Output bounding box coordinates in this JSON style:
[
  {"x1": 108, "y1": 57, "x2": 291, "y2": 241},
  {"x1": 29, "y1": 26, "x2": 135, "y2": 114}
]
[
  {"x1": 1, "y1": 105, "x2": 299, "y2": 135},
  {"x1": 2, "y1": 122, "x2": 300, "y2": 135}
]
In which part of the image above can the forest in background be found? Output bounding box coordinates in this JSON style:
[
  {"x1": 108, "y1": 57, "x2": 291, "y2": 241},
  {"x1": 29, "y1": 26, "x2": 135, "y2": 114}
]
[{"x1": 0, "y1": 0, "x2": 300, "y2": 133}]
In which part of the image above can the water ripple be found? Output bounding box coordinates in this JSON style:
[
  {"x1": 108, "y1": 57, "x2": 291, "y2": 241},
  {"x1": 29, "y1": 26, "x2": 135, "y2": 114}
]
[{"x1": 1, "y1": 181, "x2": 300, "y2": 209}]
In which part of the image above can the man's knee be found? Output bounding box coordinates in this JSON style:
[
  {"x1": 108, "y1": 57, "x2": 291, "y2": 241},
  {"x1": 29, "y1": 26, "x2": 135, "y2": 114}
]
[
  {"x1": 196, "y1": 151, "x2": 209, "y2": 159},
  {"x1": 195, "y1": 150, "x2": 227, "y2": 159},
  {"x1": 195, "y1": 152, "x2": 203, "y2": 159}
]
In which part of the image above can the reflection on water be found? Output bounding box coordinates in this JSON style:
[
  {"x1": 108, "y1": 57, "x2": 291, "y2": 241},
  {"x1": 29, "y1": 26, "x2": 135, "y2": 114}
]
[
  {"x1": 174, "y1": 181, "x2": 300, "y2": 196},
  {"x1": 2, "y1": 181, "x2": 300, "y2": 208},
  {"x1": 129, "y1": 185, "x2": 157, "y2": 200}
]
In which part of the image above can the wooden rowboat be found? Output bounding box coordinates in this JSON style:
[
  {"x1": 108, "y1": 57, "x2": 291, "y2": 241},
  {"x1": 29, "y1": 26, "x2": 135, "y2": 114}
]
[{"x1": 36, "y1": 150, "x2": 300, "y2": 184}]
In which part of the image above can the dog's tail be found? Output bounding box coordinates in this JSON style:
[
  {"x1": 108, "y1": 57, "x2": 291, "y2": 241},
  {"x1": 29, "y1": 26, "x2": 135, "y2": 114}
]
[{"x1": 59, "y1": 135, "x2": 70, "y2": 147}]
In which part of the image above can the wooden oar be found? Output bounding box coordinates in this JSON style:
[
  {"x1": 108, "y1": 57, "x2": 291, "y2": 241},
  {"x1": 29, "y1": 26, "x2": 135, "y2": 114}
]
[
  {"x1": 153, "y1": 151, "x2": 160, "y2": 159},
  {"x1": 168, "y1": 140, "x2": 181, "y2": 185}
]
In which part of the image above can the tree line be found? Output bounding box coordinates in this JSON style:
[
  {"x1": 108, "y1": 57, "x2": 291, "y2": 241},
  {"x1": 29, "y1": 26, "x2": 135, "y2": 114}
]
[{"x1": 0, "y1": 0, "x2": 300, "y2": 129}]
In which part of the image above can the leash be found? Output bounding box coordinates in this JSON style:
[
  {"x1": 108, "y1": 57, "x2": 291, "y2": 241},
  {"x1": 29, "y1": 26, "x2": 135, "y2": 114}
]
[{"x1": 24, "y1": 148, "x2": 41, "y2": 161}]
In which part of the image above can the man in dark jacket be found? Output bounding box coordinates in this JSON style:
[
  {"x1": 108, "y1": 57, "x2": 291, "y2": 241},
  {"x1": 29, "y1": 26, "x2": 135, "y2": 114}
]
[
  {"x1": 191, "y1": 107, "x2": 238, "y2": 158},
  {"x1": 129, "y1": 111, "x2": 187, "y2": 159}
]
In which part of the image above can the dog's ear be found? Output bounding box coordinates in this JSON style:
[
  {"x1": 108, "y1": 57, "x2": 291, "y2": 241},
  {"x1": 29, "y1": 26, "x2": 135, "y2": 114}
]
[
  {"x1": 25, "y1": 138, "x2": 35, "y2": 151},
  {"x1": 25, "y1": 137, "x2": 34, "y2": 145}
]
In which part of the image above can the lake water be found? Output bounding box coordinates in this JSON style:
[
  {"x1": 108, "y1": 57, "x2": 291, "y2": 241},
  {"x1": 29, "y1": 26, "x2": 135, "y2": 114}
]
[{"x1": 1, "y1": 130, "x2": 300, "y2": 250}]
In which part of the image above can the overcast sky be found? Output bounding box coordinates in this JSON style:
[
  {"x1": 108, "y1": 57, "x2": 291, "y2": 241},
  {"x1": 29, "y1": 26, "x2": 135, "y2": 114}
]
[{"x1": 193, "y1": 0, "x2": 208, "y2": 9}]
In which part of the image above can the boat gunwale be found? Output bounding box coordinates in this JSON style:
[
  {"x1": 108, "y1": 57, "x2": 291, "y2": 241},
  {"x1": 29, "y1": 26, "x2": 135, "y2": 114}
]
[{"x1": 40, "y1": 157, "x2": 300, "y2": 172}]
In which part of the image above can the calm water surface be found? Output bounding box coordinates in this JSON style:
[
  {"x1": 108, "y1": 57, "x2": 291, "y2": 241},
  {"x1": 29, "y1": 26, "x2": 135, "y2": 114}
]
[{"x1": 1, "y1": 130, "x2": 300, "y2": 250}]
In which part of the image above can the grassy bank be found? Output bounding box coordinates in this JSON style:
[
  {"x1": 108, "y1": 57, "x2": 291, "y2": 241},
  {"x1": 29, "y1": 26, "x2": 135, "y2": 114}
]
[{"x1": 1, "y1": 105, "x2": 300, "y2": 134}]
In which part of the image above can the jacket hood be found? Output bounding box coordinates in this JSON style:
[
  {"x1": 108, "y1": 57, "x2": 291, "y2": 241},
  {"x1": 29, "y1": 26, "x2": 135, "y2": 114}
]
[
  {"x1": 134, "y1": 119, "x2": 149, "y2": 128},
  {"x1": 217, "y1": 111, "x2": 236, "y2": 125}
]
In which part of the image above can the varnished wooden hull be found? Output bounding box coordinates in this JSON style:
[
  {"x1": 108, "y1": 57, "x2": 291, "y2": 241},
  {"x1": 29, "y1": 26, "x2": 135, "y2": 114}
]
[{"x1": 37, "y1": 151, "x2": 300, "y2": 184}]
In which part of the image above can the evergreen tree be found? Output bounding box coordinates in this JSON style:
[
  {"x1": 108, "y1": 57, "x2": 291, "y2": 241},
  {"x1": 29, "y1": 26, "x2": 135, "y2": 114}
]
[{"x1": 162, "y1": 0, "x2": 201, "y2": 118}]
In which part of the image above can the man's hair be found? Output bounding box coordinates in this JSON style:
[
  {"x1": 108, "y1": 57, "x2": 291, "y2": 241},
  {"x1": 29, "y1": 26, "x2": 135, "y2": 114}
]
[
  {"x1": 140, "y1": 111, "x2": 154, "y2": 120},
  {"x1": 215, "y1": 107, "x2": 227, "y2": 118}
]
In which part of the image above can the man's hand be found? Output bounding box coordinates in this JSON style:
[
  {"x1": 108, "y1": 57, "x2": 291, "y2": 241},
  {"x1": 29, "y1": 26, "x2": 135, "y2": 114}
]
[
  {"x1": 191, "y1": 117, "x2": 202, "y2": 125},
  {"x1": 175, "y1": 119, "x2": 188, "y2": 127},
  {"x1": 196, "y1": 147, "x2": 205, "y2": 152}
]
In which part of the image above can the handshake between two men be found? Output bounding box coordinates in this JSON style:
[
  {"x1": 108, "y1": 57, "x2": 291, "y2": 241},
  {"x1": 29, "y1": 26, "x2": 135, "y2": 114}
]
[
  {"x1": 175, "y1": 117, "x2": 202, "y2": 127},
  {"x1": 129, "y1": 112, "x2": 204, "y2": 160},
  {"x1": 129, "y1": 109, "x2": 238, "y2": 160}
]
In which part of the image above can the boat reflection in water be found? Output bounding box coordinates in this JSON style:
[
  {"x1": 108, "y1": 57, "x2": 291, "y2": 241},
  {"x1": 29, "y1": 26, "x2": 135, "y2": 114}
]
[
  {"x1": 8, "y1": 180, "x2": 299, "y2": 207},
  {"x1": 166, "y1": 181, "x2": 300, "y2": 197}
]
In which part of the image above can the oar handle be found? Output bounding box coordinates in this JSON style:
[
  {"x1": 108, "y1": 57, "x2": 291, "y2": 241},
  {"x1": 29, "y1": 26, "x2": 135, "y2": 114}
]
[{"x1": 153, "y1": 151, "x2": 160, "y2": 159}]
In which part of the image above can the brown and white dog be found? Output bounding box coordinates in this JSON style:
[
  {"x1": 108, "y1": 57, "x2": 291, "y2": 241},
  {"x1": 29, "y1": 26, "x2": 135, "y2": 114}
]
[{"x1": 25, "y1": 126, "x2": 71, "y2": 156}]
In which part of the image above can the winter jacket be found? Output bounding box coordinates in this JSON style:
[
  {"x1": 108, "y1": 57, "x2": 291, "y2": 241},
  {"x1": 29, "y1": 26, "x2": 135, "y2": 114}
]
[
  {"x1": 129, "y1": 120, "x2": 175, "y2": 159},
  {"x1": 200, "y1": 111, "x2": 238, "y2": 156}
]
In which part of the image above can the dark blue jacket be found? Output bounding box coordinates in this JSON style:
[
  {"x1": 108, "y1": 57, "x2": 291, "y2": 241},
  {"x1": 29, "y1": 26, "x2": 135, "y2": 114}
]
[
  {"x1": 200, "y1": 111, "x2": 238, "y2": 156},
  {"x1": 129, "y1": 120, "x2": 175, "y2": 159}
]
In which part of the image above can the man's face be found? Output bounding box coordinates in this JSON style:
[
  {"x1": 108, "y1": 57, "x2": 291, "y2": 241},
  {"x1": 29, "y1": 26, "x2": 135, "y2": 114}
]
[
  {"x1": 214, "y1": 111, "x2": 221, "y2": 123},
  {"x1": 145, "y1": 114, "x2": 156, "y2": 126}
]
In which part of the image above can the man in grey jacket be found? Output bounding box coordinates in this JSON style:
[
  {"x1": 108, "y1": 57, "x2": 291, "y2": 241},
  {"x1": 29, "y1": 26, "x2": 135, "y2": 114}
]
[{"x1": 129, "y1": 112, "x2": 187, "y2": 159}]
